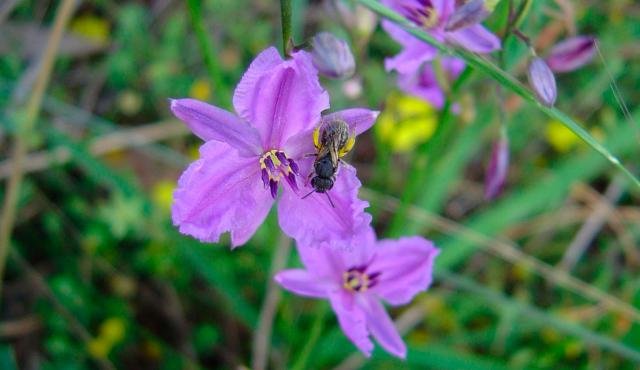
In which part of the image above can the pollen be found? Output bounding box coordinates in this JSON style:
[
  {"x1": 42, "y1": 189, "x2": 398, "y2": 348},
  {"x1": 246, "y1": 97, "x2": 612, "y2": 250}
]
[
  {"x1": 259, "y1": 150, "x2": 299, "y2": 198},
  {"x1": 342, "y1": 267, "x2": 380, "y2": 293}
]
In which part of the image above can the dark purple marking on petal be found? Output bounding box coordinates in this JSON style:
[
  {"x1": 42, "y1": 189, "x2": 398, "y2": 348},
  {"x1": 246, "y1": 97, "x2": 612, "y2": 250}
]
[
  {"x1": 261, "y1": 168, "x2": 270, "y2": 188},
  {"x1": 264, "y1": 156, "x2": 276, "y2": 172},
  {"x1": 288, "y1": 158, "x2": 300, "y2": 175},
  {"x1": 285, "y1": 172, "x2": 298, "y2": 192},
  {"x1": 269, "y1": 179, "x2": 279, "y2": 199},
  {"x1": 275, "y1": 151, "x2": 289, "y2": 166}
]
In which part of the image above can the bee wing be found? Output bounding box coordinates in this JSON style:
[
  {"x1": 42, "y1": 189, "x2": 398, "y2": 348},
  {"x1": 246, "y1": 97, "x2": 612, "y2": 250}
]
[{"x1": 329, "y1": 146, "x2": 339, "y2": 167}]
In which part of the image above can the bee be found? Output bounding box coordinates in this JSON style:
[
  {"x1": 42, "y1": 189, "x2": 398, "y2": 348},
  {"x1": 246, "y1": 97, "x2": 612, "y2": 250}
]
[{"x1": 303, "y1": 118, "x2": 355, "y2": 206}]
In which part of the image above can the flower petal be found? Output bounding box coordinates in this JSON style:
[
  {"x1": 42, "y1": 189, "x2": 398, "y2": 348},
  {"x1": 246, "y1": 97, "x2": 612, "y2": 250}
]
[
  {"x1": 329, "y1": 290, "x2": 374, "y2": 357},
  {"x1": 446, "y1": 24, "x2": 501, "y2": 53},
  {"x1": 382, "y1": 21, "x2": 438, "y2": 74},
  {"x1": 369, "y1": 236, "x2": 439, "y2": 305},
  {"x1": 545, "y1": 36, "x2": 596, "y2": 73},
  {"x1": 360, "y1": 296, "x2": 406, "y2": 359},
  {"x1": 233, "y1": 48, "x2": 329, "y2": 149},
  {"x1": 274, "y1": 269, "x2": 329, "y2": 298},
  {"x1": 283, "y1": 109, "x2": 379, "y2": 159},
  {"x1": 172, "y1": 141, "x2": 274, "y2": 247},
  {"x1": 323, "y1": 109, "x2": 379, "y2": 136},
  {"x1": 233, "y1": 46, "x2": 283, "y2": 120},
  {"x1": 397, "y1": 66, "x2": 446, "y2": 108},
  {"x1": 278, "y1": 163, "x2": 372, "y2": 250},
  {"x1": 169, "y1": 98, "x2": 262, "y2": 157}
]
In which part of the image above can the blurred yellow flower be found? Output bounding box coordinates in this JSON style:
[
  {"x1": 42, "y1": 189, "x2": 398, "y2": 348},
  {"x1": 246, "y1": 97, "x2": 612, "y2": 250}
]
[
  {"x1": 70, "y1": 15, "x2": 110, "y2": 44},
  {"x1": 87, "y1": 337, "x2": 111, "y2": 359},
  {"x1": 87, "y1": 317, "x2": 126, "y2": 359},
  {"x1": 188, "y1": 144, "x2": 201, "y2": 160},
  {"x1": 101, "y1": 317, "x2": 126, "y2": 344},
  {"x1": 189, "y1": 79, "x2": 212, "y2": 101},
  {"x1": 376, "y1": 93, "x2": 438, "y2": 153},
  {"x1": 545, "y1": 120, "x2": 580, "y2": 152},
  {"x1": 152, "y1": 181, "x2": 175, "y2": 211}
]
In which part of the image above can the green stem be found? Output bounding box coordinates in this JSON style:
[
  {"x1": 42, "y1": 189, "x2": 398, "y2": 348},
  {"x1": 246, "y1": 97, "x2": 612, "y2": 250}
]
[
  {"x1": 290, "y1": 303, "x2": 327, "y2": 370},
  {"x1": 0, "y1": 0, "x2": 77, "y2": 303},
  {"x1": 357, "y1": 0, "x2": 640, "y2": 191},
  {"x1": 280, "y1": 0, "x2": 293, "y2": 56},
  {"x1": 186, "y1": 0, "x2": 224, "y2": 103}
]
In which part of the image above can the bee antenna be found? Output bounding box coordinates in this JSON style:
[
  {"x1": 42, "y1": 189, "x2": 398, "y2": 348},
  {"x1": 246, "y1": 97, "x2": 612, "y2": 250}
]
[
  {"x1": 325, "y1": 192, "x2": 335, "y2": 208},
  {"x1": 301, "y1": 189, "x2": 316, "y2": 199}
]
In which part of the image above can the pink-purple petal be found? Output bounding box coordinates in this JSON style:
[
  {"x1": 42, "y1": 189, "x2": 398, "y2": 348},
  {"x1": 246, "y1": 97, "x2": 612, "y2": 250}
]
[
  {"x1": 329, "y1": 290, "x2": 374, "y2": 357},
  {"x1": 545, "y1": 36, "x2": 597, "y2": 73},
  {"x1": 277, "y1": 163, "x2": 372, "y2": 250},
  {"x1": 446, "y1": 24, "x2": 501, "y2": 53},
  {"x1": 360, "y1": 296, "x2": 407, "y2": 359},
  {"x1": 369, "y1": 236, "x2": 439, "y2": 306},
  {"x1": 171, "y1": 141, "x2": 273, "y2": 247},
  {"x1": 322, "y1": 109, "x2": 380, "y2": 136},
  {"x1": 382, "y1": 20, "x2": 439, "y2": 73},
  {"x1": 170, "y1": 98, "x2": 262, "y2": 157},
  {"x1": 274, "y1": 269, "x2": 329, "y2": 298},
  {"x1": 233, "y1": 48, "x2": 329, "y2": 149},
  {"x1": 233, "y1": 46, "x2": 284, "y2": 123},
  {"x1": 397, "y1": 66, "x2": 446, "y2": 108}
]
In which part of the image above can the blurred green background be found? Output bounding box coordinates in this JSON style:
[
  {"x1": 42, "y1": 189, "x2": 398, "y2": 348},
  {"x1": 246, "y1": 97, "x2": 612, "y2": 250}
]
[{"x1": 1, "y1": 0, "x2": 639, "y2": 369}]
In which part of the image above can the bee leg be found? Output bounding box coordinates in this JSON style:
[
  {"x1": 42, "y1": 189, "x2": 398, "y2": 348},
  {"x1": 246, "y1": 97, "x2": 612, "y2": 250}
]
[
  {"x1": 303, "y1": 153, "x2": 317, "y2": 158},
  {"x1": 301, "y1": 189, "x2": 316, "y2": 199},
  {"x1": 324, "y1": 192, "x2": 335, "y2": 208}
]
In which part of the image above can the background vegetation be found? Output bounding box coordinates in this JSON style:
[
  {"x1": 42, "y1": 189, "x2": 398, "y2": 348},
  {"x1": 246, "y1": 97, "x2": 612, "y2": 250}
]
[{"x1": 1, "y1": 0, "x2": 639, "y2": 369}]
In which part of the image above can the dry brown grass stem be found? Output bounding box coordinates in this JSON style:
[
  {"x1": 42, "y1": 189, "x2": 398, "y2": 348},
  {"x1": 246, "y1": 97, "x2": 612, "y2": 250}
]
[
  {"x1": 0, "y1": 120, "x2": 188, "y2": 180},
  {"x1": 0, "y1": 0, "x2": 77, "y2": 301}
]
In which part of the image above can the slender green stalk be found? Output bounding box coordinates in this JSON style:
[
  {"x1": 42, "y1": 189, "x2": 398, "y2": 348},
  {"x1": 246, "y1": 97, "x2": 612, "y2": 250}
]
[
  {"x1": 0, "y1": 0, "x2": 77, "y2": 302},
  {"x1": 280, "y1": 0, "x2": 293, "y2": 56},
  {"x1": 186, "y1": 0, "x2": 224, "y2": 103},
  {"x1": 356, "y1": 0, "x2": 640, "y2": 191},
  {"x1": 291, "y1": 303, "x2": 327, "y2": 370}
]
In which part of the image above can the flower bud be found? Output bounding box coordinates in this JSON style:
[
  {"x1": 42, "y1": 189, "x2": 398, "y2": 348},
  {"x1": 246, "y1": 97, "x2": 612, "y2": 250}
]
[
  {"x1": 527, "y1": 57, "x2": 557, "y2": 107},
  {"x1": 545, "y1": 36, "x2": 596, "y2": 73},
  {"x1": 445, "y1": 0, "x2": 490, "y2": 32},
  {"x1": 310, "y1": 32, "x2": 356, "y2": 79},
  {"x1": 485, "y1": 135, "x2": 509, "y2": 200}
]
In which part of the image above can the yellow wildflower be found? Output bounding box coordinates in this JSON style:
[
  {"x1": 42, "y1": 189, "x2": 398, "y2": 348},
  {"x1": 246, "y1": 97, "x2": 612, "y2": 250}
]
[
  {"x1": 152, "y1": 181, "x2": 175, "y2": 211},
  {"x1": 545, "y1": 120, "x2": 580, "y2": 152},
  {"x1": 376, "y1": 93, "x2": 438, "y2": 153},
  {"x1": 189, "y1": 79, "x2": 212, "y2": 101},
  {"x1": 70, "y1": 15, "x2": 110, "y2": 44}
]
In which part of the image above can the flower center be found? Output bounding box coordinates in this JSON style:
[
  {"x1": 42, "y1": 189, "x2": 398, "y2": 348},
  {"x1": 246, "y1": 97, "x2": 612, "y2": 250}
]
[
  {"x1": 402, "y1": 1, "x2": 439, "y2": 29},
  {"x1": 343, "y1": 266, "x2": 381, "y2": 293},
  {"x1": 259, "y1": 150, "x2": 299, "y2": 198}
]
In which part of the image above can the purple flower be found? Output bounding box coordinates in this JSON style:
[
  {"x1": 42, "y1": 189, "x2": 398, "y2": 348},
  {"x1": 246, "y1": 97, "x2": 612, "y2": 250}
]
[
  {"x1": 381, "y1": 0, "x2": 500, "y2": 74},
  {"x1": 484, "y1": 134, "x2": 509, "y2": 200},
  {"x1": 397, "y1": 57, "x2": 465, "y2": 108},
  {"x1": 545, "y1": 36, "x2": 597, "y2": 73},
  {"x1": 527, "y1": 57, "x2": 557, "y2": 107},
  {"x1": 170, "y1": 47, "x2": 377, "y2": 248},
  {"x1": 275, "y1": 230, "x2": 439, "y2": 358},
  {"x1": 311, "y1": 32, "x2": 356, "y2": 79}
]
